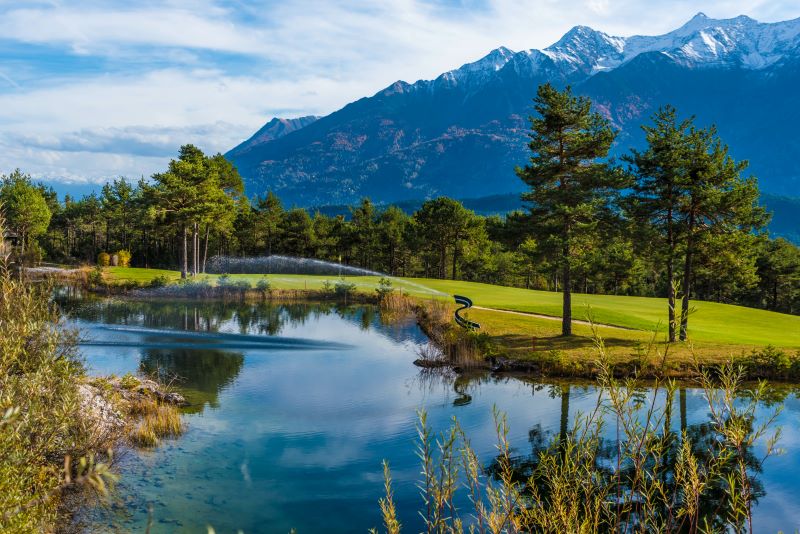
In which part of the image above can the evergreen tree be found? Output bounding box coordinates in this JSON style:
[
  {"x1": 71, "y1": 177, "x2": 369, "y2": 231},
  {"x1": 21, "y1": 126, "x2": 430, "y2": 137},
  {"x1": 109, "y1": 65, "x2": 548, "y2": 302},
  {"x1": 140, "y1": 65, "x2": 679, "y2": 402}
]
[
  {"x1": 626, "y1": 107, "x2": 692, "y2": 342},
  {"x1": 350, "y1": 198, "x2": 377, "y2": 269},
  {"x1": 628, "y1": 108, "x2": 768, "y2": 340},
  {"x1": 377, "y1": 206, "x2": 409, "y2": 275},
  {"x1": 413, "y1": 197, "x2": 474, "y2": 280},
  {"x1": 676, "y1": 126, "x2": 767, "y2": 339},
  {"x1": 516, "y1": 83, "x2": 619, "y2": 336},
  {"x1": 255, "y1": 192, "x2": 284, "y2": 256}
]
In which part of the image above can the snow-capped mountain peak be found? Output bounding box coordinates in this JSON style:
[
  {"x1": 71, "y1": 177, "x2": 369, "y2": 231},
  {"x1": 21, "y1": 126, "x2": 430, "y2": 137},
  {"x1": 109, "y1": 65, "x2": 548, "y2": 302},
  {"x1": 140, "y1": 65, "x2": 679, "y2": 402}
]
[
  {"x1": 434, "y1": 46, "x2": 516, "y2": 88},
  {"x1": 542, "y1": 25, "x2": 626, "y2": 72},
  {"x1": 527, "y1": 13, "x2": 800, "y2": 75},
  {"x1": 622, "y1": 14, "x2": 800, "y2": 69}
]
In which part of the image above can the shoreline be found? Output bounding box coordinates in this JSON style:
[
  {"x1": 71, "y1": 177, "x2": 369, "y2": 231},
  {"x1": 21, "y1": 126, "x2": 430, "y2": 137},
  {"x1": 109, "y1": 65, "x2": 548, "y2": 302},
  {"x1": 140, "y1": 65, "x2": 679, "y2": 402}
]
[{"x1": 61, "y1": 274, "x2": 800, "y2": 383}]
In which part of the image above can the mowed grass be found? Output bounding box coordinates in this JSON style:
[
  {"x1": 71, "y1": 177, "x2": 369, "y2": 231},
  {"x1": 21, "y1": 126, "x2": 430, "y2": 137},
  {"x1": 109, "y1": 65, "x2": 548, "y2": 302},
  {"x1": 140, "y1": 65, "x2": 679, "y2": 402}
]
[
  {"x1": 103, "y1": 267, "x2": 800, "y2": 350},
  {"x1": 463, "y1": 308, "x2": 777, "y2": 366},
  {"x1": 410, "y1": 279, "x2": 800, "y2": 348}
]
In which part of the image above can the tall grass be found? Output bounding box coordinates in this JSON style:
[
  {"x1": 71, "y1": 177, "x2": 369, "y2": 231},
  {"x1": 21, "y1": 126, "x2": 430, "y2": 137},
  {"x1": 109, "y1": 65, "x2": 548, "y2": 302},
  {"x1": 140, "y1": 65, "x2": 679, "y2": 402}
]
[
  {"x1": 376, "y1": 333, "x2": 782, "y2": 533},
  {"x1": 128, "y1": 396, "x2": 184, "y2": 447},
  {"x1": 0, "y1": 211, "x2": 116, "y2": 531}
]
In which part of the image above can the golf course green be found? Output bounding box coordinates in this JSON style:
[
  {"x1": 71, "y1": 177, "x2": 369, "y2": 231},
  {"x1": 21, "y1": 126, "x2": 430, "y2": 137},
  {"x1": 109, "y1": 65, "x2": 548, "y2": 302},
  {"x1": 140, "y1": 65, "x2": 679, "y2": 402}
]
[{"x1": 103, "y1": 267, "x2": 800, "y2": 349}]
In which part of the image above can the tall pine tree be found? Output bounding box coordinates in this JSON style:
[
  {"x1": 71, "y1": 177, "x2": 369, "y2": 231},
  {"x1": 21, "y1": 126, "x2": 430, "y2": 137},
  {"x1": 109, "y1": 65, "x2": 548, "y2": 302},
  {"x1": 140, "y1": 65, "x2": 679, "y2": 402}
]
[
  {"x1": 625, "y1": 106, "x2": 692, "y2": 342},
  {"x1": 516, "y1": 83, "x2": 619, "y2": 336}
]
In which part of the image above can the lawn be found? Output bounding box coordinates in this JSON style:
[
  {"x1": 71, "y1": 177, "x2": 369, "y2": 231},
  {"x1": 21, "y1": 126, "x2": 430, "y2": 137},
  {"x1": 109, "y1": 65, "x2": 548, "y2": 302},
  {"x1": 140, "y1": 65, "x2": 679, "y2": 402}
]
[
  {"x1": 103, "y1": 267, "x2": 800, "y2": 350},
  {"x1": 411, "y1": 279, "x2": 800, "y2": 348}
]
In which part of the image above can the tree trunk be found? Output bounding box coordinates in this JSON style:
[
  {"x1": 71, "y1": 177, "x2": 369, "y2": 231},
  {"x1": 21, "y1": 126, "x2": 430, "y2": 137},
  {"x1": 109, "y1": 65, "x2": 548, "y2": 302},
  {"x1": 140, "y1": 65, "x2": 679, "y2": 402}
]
[
  {"x1": 181, "y1": 226, "x2": 188, "y2": 279},
  {"x1": 679, "y1": 388, "x2": 687, "y2": 432},
  {"x1": 559, "y1": 385, "x2": 570, "y2": 456},
  {"x1": 202, "y1": 224, "x2": 210, "y2": 273},
  {"x1": 679, "y1": 211, "x2": 695, "y2": 341},
  {"x1": 192, "y1": 222, "x2": 198, "y2": 276},
  {"x1": 664, "y1": 196, "x2": 677, "y2": 342},
  {"x1": 772, "y1": 279, "x2": 778, "y2": 310},
  {"x1": 667, "y1": 258, "x2": 676, "y2": 343},
  {"x1": 562, "y1": 241, "x2": 572, "y2": 337},
  {"x1": 451, "y1": 245, "x2": 458, "y2": 280}
]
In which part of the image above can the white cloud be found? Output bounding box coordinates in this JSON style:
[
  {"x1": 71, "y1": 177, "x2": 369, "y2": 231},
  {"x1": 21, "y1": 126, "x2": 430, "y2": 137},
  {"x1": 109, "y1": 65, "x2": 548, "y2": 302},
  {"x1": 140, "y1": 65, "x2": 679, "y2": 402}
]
[{"x1": 1, "y1": 0, "x2": 799, "y2": 184}]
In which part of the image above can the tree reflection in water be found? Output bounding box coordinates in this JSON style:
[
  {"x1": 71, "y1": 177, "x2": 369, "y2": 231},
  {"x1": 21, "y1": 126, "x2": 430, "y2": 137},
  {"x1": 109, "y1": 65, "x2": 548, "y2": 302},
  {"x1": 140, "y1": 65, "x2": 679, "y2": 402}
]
[{"x1": 426, "y1": 371, "x2": 781, "y2": 533}]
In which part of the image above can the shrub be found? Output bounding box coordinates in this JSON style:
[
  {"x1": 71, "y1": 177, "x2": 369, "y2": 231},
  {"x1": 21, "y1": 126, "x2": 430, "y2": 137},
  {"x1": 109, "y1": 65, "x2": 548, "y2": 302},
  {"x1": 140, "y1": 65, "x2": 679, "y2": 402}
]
[
  {"x1": 232, "y1": 280, "x2": 251, "y2": 291},
  {"x1": 116, "y1": 249, "x2": 132, "y2": 268},
  {"x1": 334, "y1": 279, "x2": 356, "y2": 297},
  {"x1": 87, "y1": 266, "x2": 104, "y2": 288},
  {"x1": 0, "y1": 215, "x2": 115, "y2": 530},
  {"x1": 739, "y1": 345, "x2": 799, "y2": 378},
  {"x1": 217, "y1": 274, "x2": 231, "y2": 287},
  {"x1": 149, "y1": 275, "x2": 170, "y2": 288},
  {"x1": 375, "y1": 277, "x2": 394, "y2": 301},
  {"x1": 119, "y1": 373, "x2": 139, "y2": 390},
  {"x1": 256, "y1": 278, "x2": 271, "y2": 296},
  {"x1": 97, "y1": 252, "x2": 110, "y2": 267}
]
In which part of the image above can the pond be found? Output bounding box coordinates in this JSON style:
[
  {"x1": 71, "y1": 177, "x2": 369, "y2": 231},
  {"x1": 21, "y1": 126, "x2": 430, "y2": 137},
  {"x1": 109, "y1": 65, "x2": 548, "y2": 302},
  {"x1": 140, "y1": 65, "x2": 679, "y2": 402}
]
[{"x1": 61, "y1": 297, "x2": 800, "y2": 533}]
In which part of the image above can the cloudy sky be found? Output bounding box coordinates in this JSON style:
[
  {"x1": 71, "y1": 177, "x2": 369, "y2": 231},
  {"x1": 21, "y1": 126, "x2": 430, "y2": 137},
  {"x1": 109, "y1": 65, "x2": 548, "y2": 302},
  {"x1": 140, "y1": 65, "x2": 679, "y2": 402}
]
[{"x1": 1, "y1": 0, "x2": 799, "y2": 188}]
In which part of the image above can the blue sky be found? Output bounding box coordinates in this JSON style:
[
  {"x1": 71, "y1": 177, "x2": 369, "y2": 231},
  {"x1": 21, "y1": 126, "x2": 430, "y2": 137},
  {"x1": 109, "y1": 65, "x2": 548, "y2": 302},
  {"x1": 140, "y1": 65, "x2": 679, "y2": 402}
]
[{"x1": 1, "y1": 0, "x2": 799, "y2": 186}]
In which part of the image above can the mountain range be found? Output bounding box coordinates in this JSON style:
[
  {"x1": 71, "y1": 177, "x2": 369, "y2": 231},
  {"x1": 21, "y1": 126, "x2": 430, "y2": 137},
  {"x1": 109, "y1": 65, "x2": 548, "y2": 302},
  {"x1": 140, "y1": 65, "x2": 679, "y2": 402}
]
[{"x1": 226, "y1": 13, "x2": 800, "y2": 207}]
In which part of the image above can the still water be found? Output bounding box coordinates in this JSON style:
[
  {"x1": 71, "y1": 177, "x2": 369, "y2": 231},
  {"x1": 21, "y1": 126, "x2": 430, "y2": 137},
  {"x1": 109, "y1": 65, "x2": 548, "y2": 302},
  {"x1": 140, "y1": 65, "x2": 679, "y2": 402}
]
[{"x1": 61, "y1": 297, "x2": 800, "y2": 533}]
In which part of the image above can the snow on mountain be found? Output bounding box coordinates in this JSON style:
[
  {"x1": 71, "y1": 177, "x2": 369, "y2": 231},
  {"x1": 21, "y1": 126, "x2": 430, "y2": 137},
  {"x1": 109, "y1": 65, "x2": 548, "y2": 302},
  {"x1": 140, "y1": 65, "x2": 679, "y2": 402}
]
[
  {"x1": 404, "y1": 13, "x2": 800, "y2": 96},
  {"x1": 228, "y1": 13, "x2": 800, "y2": 206},
  {"x1": 429, "y1": 46, "x2": 516, "y2": 89},
  {"x1": 622, "y1": 13, "x2": 800, "y2": 69},
  {"x1": 542, "y1": 25, "x2": 626, "y2": 73},
  {"x1": 542, "y1": 12, "x2": 800, "y2": 73}
]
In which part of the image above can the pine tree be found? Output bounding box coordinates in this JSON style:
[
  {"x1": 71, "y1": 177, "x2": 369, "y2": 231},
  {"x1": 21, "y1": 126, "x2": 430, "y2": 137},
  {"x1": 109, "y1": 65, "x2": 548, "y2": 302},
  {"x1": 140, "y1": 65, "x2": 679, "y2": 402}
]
[
  {"x1": 516, "y1": 83, "x2": 619, "y2": 336},
  {"x1": 626, "y1": 107, "x2": 692, "y2": 341},
  {"x1": 677, "y1": 125, "x2": 767, "y2": 339}
]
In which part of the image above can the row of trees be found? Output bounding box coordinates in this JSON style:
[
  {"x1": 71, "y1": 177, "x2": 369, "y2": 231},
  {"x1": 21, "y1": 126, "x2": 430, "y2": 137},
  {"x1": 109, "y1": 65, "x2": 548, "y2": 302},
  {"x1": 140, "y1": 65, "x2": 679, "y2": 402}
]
[
  {"x1": 2, "y1": 85, "x2": 799, "y2": 334},
  {"x1": 518, "y1": 84, "x2": 770, "y2": 339}
]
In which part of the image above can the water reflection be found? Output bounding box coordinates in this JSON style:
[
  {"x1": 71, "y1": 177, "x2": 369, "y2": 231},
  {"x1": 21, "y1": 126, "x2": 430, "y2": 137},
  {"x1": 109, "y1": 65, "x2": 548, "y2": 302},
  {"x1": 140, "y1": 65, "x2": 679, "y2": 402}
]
[
  {"x1": 140, "y1": 348, "x2": 244, "y2": 414},
  {"x1": 57, "y1": 295, "x2": 800, "y2": 533}
]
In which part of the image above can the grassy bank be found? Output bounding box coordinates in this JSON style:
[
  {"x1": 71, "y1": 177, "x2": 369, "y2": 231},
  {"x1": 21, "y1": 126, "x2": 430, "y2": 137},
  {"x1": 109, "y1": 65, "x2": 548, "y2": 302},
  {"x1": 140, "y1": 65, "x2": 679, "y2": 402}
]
[
  {"x1": 101, "y1": 267, "x2": 800, "y2": 348},
  {"x1": 86, "y1": 266, "x2": 800, "y2": 378}
]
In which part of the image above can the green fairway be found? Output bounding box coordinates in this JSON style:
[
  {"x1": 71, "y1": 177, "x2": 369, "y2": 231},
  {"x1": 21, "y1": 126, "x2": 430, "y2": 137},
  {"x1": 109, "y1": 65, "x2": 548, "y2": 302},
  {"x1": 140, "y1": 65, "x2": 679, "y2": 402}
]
[
  {"x1": 103, "y1": 267, "x2": 800, "y2": 348},
  {"x1": 409, "y1": 278, "x2": 800, "y2": 348}
]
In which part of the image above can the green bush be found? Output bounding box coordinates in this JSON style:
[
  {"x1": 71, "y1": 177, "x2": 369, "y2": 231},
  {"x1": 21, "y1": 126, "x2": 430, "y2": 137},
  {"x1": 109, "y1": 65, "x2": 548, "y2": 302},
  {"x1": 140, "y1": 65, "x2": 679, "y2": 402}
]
[
  {"x1": 97, "y1": 252, "x2": 110, "y2": 267},
  {"x1": 375, "y1": 277, "x2": 394, "y2": 300},
  {"x1": 739, "y1": 345, "x2": 799, "y2": 377},
  {"x1": 334, "y1": 279, "x2": 356, "y2": 297},
  {"x1": 0, "y1": 249, "x2": 115, "y2": 529},
  {"x1": 87, "y1": 267, "x2": 104, "y2": 288},
  {"x1": 232, "y1": 280, "x2": 251, "y2": 291},
  {"x1": 149, "y1": 275, "x2": 170, "y2": 288},
  {"x1": 116, "y1": 249, "x2": 132, "y2": 268},
  {"x1": 256, "y1": 278, "x2": 271, "y2": 296}
]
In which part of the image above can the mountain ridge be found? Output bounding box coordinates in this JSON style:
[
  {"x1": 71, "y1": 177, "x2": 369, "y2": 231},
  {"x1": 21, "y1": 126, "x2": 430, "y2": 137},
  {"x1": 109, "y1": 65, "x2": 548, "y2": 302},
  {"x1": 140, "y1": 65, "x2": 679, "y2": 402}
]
[{"x1": 226, "y1": 13, "x2": 800, "y2": 206}]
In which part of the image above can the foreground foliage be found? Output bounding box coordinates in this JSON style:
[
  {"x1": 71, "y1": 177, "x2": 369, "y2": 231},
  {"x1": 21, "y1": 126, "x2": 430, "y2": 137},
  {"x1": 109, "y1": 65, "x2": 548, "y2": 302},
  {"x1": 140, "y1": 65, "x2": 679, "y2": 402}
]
[
  {"x1": 376, "y1": 337, "x2": 782, "y2": 533},
  {"x1": 0, "y1": 220, "x2": 115, "y2": 531}
]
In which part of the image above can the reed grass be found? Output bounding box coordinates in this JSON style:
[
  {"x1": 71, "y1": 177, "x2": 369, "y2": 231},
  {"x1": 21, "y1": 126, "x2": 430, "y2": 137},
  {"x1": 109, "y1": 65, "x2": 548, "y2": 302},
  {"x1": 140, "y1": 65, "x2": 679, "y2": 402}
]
[
  {"x1": 376, "y1": 329, "x2": 783, "y2": 533},
  {"x1": 0, "y1": 210, "x2": 117, "y2": 531}
]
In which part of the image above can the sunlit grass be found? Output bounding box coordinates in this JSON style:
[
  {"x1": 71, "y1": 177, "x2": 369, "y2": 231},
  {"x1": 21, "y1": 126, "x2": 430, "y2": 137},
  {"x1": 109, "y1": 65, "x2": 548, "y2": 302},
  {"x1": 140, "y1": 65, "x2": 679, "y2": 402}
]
[{"x1": 103, "y1": 267, "x2": 800, "y2": 349}]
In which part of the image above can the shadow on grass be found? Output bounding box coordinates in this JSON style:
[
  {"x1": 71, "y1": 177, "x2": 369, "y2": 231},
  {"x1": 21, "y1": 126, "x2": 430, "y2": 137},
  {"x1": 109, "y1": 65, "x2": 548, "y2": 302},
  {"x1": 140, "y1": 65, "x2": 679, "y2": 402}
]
[{"x1": 495, "y1": 333, "x2": 643, "y2": 354}]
